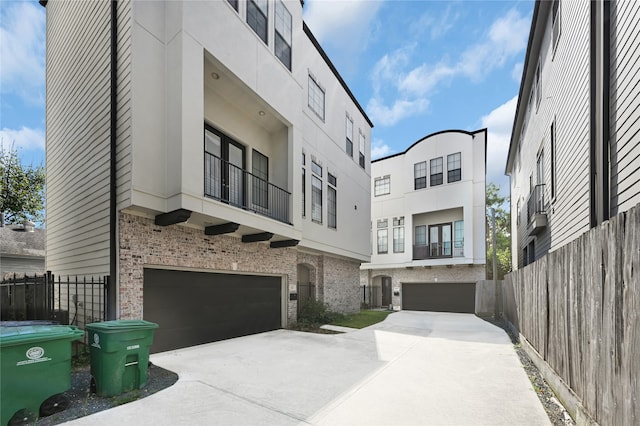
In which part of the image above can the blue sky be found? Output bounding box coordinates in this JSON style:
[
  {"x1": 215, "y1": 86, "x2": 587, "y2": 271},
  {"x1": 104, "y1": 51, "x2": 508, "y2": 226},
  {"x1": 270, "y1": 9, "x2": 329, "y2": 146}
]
[{"x1": 0, "y1": 0, "x2": 532, "y2": 197}]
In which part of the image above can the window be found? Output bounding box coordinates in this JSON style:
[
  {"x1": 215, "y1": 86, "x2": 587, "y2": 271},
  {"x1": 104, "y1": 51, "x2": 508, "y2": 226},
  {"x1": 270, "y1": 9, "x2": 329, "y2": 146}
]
[
  {"x1": 311, "y1": 176, "x2": 322, "y2": 223},
  {"x1": 252, "y1": 150, "x2": 269, "y2": 209},
  {"x1": 447, "y1": 153, "x2": 461, "y2": 183},
  {"x1": 429, "y1": 223, "x2": 452, "y2": 257},
  {"x1": 414, "y1": 225, "x2": 426, "y2": 246},
  {"x1": 374, "y1": 175, "x2": 390, "y2": 196},
  {"x1": 302, "y1": 153, "x2": 306, "y2": 216},
  {"x1": 393, "y1": 216, "x2": 404, "y2": 253},
  {"x1": 517, "y1": 199, "x2": 521, "y2": 225},
  {"x1": 551, "y1": 119, "x2": 557, "y2": 199},
  {"x1": 430, "y1": 157, "x2": 443, "y2": 186},
  {"x1": 345, "y1": 115, "x2": 353, "y2": 157},
  {"x1": 359, "y1": 131, "x2": 365, "y2": 168},
  {"x1": 311, "y1": 160, "x2": 322, "y2": 177},
  {"x1": 552, "y1": 0, "x2": 561, "y2": 55},
  {"x1": 454, "y1": 220, "x2": 464, "y2": 256},
  {"x1": 302, "y1": 167, "x2": 306, "y2": 217},
  {"x1": 535, "y1": 61, "x2": 541, "y2": 110},
  {"x1": 537, "y1": 150, "x2": 544, "y2": 185},
  {"x1": 227, "y1": 0, "x2": 238, "y2": 11},
  {"x1": 414, "y1": 161, "x2": 426, "y2": 189},
  {"x1": 377, "y1": 219, "x2": 388, "y2": 254},
  {"x1": 328, "y1": 173, "x2": 337, "y2": 229},
  {"x1": 247, "y1": 0, "x2": 268, "y2": 44},
  {"x1": 275, "y1": 1, "x2": 292, "y2": 70},
  {"x1": 308, "y1": 75, "x2": 325, "y2": 120}
]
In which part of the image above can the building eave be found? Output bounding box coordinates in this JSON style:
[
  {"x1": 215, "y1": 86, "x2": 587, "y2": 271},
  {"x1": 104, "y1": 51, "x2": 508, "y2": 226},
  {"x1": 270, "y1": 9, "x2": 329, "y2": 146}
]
[
  {"x1": 302, "y1": 22, "x2": 374, "y2": 129},
  {"x1": 373, "y1": 128, "x2": 487, "y2": 163},
  {"x1": 505, "y1": 1, "x2": 548, "y2": 176}
]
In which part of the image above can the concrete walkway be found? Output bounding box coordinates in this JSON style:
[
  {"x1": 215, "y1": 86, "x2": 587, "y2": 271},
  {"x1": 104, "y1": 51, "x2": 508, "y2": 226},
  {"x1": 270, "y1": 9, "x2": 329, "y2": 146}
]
[{"x1": 64, "y1": 312, "x2": 550, "y2": 425}]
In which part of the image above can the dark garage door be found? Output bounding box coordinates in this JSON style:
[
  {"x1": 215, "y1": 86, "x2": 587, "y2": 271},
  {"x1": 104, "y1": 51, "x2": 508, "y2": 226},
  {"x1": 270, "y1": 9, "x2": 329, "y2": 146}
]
[
  {"x1": 402, "y1": 282, "x2": 476, "y2": 313},
  {"x1": 144, "y1": 268, "x2": 282, "y2": 353}
]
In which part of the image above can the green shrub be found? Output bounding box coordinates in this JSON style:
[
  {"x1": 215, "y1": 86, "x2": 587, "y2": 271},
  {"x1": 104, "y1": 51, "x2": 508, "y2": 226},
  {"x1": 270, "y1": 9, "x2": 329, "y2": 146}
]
[{"x1": 298, "y1": 299, "x2": 336, "y2": 326}]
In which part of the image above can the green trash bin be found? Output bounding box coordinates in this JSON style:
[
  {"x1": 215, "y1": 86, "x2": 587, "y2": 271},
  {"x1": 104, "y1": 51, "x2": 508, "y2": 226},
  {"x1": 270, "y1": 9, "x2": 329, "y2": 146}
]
[
  {"x1": 85, "y1": 320, "x2": 159, "y2": 397},
  {"x1": 0, "y1": 324, "x2": 84, "y2": 426}
]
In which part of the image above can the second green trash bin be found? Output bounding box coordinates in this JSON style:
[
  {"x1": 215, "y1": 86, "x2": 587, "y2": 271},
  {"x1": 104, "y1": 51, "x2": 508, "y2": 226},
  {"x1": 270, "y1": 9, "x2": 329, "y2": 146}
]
[{"x1": 85, "y1": 320, "x2": 159, "y2": 397}]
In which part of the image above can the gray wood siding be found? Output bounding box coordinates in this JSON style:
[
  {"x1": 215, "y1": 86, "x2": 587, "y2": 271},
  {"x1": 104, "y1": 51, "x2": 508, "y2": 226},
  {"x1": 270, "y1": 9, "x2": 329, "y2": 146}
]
[
  {"x1": 610, "y1": 0, "x2": 640, "y2": 215},
  {"x1": 46, "y1": 0, "x2": 112, "y2": 277},
  {"x1": 546, "y1": 0, "x2": 591, "y2": 252},
  {"x1": 0, "y1": 257, "x2": 45, "y2": 275},
  {"x1": 116, "y1": 0, "x2": 133, "y2": 209}
]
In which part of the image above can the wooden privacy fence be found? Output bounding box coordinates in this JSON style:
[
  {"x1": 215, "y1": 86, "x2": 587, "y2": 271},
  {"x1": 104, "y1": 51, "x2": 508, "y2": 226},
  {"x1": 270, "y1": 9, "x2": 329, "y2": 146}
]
[{"x1": 504, "y1": 204, "x2": 640, "y2": 426}]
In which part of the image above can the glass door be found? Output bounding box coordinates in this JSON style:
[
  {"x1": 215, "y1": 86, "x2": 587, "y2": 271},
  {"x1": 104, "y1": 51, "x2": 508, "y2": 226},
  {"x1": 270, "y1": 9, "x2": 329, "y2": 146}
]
[{"x1": 204, "y1": 125, "x2": 245, "y2": 206}]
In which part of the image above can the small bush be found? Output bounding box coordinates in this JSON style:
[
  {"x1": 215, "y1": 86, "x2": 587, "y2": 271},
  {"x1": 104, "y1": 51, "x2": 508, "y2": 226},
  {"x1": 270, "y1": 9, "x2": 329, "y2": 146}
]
[{"x1": 298, "y1": 299, "x2": 336, "y2": 326}]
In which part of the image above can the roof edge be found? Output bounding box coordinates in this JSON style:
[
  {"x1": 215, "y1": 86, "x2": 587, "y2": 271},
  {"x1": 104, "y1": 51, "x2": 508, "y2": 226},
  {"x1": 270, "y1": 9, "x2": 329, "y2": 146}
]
[
  {"x1": 372, "y1": 128, "x2": 486, "y2": 163},
  {"x1": 303, "y1": 22, "x2": 374, "y2": 129},
  {"x1": 505, "y1": 1, "x2": 543, "y2": 175}
]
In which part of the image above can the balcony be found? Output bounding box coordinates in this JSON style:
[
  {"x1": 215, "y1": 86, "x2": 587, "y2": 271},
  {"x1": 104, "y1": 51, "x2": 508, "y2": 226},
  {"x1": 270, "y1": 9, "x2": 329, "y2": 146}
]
[
  {"x1": 204, "y1": 152, "x2": 291, "y2": 225},
  {"x1": 413, "y1": 240, "x2": 464, "y2": 260},
  {"x1": 527, "y1": 184, "x2": 547, "y2": 235}
]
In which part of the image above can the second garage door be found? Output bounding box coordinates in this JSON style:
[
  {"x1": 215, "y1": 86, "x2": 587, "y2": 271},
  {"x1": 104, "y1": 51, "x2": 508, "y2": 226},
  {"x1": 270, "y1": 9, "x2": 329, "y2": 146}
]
[
  {"x1": 402, "y1": 282, "x2": 476, "y2": 313},
  {"x1": 143, "y1": 268, "x2": 282, "y2": 353}
]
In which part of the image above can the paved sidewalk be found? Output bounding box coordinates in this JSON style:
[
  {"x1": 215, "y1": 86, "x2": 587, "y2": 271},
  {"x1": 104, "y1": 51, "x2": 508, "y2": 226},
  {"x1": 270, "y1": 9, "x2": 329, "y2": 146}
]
[{"x1": 64, "y1": 312, "x2": 550, "y2": 425}]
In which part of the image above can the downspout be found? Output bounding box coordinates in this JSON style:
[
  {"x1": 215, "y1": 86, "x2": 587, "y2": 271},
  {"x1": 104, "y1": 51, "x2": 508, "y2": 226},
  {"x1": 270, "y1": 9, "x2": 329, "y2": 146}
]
[
  {"x1": 602, "y1": 0, "x2": 611, "y2": 221},
  {"x1": 108, "y1": 0, "x2": 118, "y2": 320},
  {"x1": 589, "y1": 0, "x2": 599, "y2": 228}
]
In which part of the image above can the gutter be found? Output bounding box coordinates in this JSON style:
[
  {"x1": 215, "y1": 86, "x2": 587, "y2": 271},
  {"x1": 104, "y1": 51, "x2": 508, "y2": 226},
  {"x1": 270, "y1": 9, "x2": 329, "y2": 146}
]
[{"x1": 108, "y1": 0, "x2": 118, "y2": 320}]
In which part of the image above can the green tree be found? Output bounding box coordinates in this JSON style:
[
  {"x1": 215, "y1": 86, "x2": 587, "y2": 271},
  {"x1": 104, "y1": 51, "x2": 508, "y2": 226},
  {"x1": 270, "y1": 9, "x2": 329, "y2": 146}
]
[
  {"x1": 486, "y1": 182, "x2": 511, "y2": 279},
  {"x1": 0, "y1": 144, "x2": 45, "y2": 227}
]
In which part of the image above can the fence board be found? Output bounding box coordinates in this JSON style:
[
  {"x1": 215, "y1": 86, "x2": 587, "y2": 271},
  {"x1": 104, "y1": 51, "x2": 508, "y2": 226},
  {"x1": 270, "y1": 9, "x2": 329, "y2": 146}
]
[{"x1": 504, "y1": 202, "x2": 640, "y2": 426}]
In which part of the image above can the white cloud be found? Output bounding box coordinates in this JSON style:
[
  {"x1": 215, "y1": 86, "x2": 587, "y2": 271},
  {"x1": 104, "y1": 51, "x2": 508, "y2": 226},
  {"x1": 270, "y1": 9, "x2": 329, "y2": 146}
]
[
  {"x1": 367, "y1": 8, "x2": 529, "y2": 128},
  {"x1": 367, "y1": 97, "x2": 429, "y2": 127},
  {"x1": 0, "y1": 127, "x2": 46, "y2": 152},
  {"x1": 371, "y1": 138, "x2": 393, "y2": 160},
  {"x1": 303, "y1": 0, "x2": 383, "y2": 70},
  {"x1": 481, "y1": 96, "x2": 518, "y2": 192},
  {"x1": 0, "y1": 1, "x2": 46, "y2": 104},
  {"x1": 457, "y1": 9, "x2": 530, "y2": 79}
]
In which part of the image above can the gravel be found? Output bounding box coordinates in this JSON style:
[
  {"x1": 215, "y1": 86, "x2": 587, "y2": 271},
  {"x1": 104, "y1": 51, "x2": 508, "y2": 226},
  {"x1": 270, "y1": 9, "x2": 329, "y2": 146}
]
[{"x1": 34, "y1": 362, "x2": 178, "y2": 425}]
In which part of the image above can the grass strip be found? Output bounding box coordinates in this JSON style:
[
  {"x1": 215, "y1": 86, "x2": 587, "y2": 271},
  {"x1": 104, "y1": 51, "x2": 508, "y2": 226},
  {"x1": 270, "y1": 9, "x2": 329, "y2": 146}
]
[{"x1": 330, "y1": 309, "x2": 394, "y2": 329}]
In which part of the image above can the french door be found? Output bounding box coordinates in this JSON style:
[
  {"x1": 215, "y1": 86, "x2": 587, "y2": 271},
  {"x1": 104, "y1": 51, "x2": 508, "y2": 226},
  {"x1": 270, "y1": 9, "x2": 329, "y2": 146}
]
[
  {"x1": 429, "y1": 223, "x2": 452, "y2": 257},
  {"x1": 205, "y1": 125, "x2": 245, "y2": 206}
]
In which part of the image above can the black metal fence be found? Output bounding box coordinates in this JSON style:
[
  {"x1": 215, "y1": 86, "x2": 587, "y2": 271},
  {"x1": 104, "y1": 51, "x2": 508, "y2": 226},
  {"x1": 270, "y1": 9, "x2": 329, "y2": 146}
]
[
  {"x1": 1, "y1": 272, "x2": 108, "y2": 329},
  {"x1": 205, "y1": 152, "x2": 291, "y2": 224},
  {"x1": 360, "y1": 285, "x2": 381, "y2": 308},
  {"x1": 297, "y1": 282, "x2": 316, "y2": 315},
  {"x1": 527, "y1": 183, "x2": 546, "y2": 222}
]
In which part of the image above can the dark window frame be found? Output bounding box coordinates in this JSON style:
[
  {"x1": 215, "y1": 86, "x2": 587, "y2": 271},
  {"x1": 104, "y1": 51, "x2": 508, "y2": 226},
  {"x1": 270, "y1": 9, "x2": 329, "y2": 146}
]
[
  {"x1": 414, "y1": 161, "x2": 427, "y2": 189},
  {"x1": 274, "y1": 0, "x2": 292, "y2": 70},
  {"x1": 447, "y1": 152, "x2": 461, "y2": 183},
  {"x1": 430, "y1": 157, "x2": 443, "y2": 186},
  {"x1": 247, "y1": 0, "x2": 268, "y2": 44}
]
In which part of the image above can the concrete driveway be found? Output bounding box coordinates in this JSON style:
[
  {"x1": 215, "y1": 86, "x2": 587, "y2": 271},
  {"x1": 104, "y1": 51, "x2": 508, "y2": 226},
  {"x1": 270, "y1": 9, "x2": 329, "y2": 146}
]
[{"x1": 64, "y1": 311, "x2": 550, "y2": 425}]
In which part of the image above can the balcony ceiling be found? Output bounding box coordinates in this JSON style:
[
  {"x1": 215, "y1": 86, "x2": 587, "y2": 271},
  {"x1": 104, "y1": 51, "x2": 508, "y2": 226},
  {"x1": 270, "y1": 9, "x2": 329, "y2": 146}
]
[{"x1": 204, "y1": 55, "x2": 286, "y2": 134}]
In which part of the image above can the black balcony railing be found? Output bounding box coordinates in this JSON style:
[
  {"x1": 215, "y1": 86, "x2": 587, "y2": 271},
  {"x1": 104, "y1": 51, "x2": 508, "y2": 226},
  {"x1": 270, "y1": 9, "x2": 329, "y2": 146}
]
[
  {"x1": 205, "y1": 152, "x2": 291, "y2": 224},
  {"x1": 413, "y1": 240, "x2": 464, "y2": 260},
  {"x1": 527, "y1": 184, "x2": 545, "y2": 223}
]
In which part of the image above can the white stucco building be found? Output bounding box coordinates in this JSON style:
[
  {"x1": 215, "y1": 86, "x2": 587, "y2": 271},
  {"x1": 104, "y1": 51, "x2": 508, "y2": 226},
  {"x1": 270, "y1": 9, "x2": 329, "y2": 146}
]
[
  {"x1": 361, "y1": 129, "x2": 486, "y2": 313},
  {"x1": 42, "y1": 0, "x2": 372, "y2": 352}
]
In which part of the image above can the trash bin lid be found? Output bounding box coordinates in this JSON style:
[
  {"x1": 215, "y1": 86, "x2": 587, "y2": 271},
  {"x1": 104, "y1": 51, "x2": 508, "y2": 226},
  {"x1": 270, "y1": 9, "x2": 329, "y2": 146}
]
[
  {"x1": 0, "y1": 325, "x2": 84, "y2": 347},
  {"x1": 85, "y1": 320, "x2": 158, "y2": 332}
]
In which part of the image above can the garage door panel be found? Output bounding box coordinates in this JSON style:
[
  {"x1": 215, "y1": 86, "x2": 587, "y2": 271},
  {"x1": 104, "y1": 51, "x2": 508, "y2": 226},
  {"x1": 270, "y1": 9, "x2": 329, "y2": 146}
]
[
  {"x1": 144, "y1": 269, "x2": 281, "y2": 353},
  {"x1": 402, "y1": 282, "x2": 475, "y2": 313}
]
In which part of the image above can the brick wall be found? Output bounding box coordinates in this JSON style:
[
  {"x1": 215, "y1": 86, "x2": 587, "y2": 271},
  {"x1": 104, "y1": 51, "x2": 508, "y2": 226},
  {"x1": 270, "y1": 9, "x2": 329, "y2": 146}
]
[
  {"x1": 118, "y1": 212, "x2": 297, "y2": 322},
  {"x1": 363, "y1": 265, "x2": 486, "y2": 308},
  {"x1": 296, "y1": 251, "x2": 360, "y2": 314}
]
